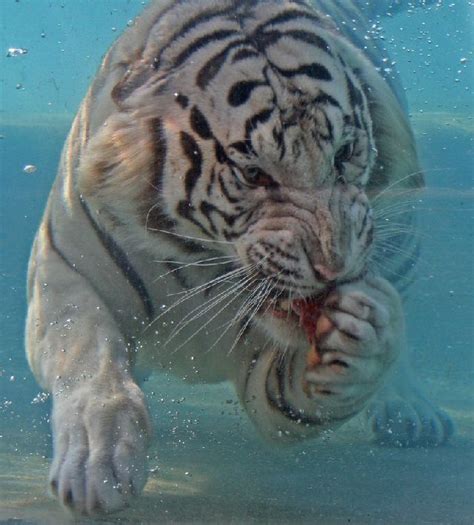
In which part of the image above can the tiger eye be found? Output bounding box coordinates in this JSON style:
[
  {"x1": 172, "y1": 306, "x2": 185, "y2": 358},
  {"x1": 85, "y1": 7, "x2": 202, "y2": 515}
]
[{"x1": 243, "y1": 166, "x2": 277, "y2": 188}]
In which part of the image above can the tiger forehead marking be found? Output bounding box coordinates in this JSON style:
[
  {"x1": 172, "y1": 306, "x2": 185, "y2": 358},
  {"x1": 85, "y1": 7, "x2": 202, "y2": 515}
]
[{"x1": 154, "y1": 2, "x2": 374, "y2": 185}]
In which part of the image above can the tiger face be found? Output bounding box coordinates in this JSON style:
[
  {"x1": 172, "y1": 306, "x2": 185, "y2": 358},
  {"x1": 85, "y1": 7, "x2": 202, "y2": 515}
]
[{"x1": 80, "y1": 1, "x2": 377, "y2": 348}]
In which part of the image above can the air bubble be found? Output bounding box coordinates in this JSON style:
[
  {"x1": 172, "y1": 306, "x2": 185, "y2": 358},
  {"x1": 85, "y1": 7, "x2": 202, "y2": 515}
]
[
  {"x1": 23, "y1": 164, "x2": 37, "y2": 174},
  {"x1": 6, "y1": 47, "x2": 28, "y2": 57}
]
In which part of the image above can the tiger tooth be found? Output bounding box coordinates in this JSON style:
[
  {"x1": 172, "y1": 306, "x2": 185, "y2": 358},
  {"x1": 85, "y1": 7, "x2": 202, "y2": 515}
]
[{"x1": 279, "y1": 299, "x2": 291, "y2": 311}]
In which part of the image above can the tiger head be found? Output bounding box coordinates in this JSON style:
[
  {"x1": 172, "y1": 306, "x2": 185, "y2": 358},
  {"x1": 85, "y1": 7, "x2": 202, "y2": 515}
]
[{"x1": 79, "y1": 0, "x2": 418, "y2": 347}]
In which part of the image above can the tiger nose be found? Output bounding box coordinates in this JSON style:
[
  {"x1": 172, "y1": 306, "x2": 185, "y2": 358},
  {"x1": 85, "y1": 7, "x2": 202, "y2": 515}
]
[{"x1": 313, "y1": 264, "x2": 341, "y2": 283}]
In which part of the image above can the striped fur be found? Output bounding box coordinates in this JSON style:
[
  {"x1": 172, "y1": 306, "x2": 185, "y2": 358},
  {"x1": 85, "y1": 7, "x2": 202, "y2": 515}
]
[{"x1": 26, "y1": 1, "x2": 451, "y2": 515}]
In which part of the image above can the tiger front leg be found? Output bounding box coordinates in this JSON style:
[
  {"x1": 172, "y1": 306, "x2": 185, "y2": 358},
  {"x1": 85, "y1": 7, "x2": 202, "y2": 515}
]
[
  {"x1": 301, "y1": 276, "x2": 404, "y2": 421},
  {"x1": 49, "y1": 365, "x2": 151, "y2": 515},
  {"x1": 236, "y1": 276, "x2": 403, "y2": 441},
  {"x1": 26, "y1": 244, "x2": 151, "y2": 515}
]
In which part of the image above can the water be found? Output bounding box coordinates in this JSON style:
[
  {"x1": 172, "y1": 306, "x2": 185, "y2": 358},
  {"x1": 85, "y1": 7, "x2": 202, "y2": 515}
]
[{"x1": 0, "y1": 1, "x2": 473, "y2": 524}]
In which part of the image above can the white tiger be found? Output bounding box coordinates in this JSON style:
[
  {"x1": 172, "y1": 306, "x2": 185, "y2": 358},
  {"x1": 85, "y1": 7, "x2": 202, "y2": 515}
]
[{"x1": 26, "y1": 0, "x2": 453, "y2": 515}]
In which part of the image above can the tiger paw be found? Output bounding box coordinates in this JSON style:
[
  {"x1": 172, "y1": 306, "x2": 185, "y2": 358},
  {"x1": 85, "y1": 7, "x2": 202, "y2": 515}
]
[
  {"x1": 303, "y1": 276, "x2": 403, "y2": 418},
  {"x1": 366, "y1": 384, "x2": 455, "y2": 447},
  {"x1": 49, "y1": 380, "x2": 151, "y2": 515}
]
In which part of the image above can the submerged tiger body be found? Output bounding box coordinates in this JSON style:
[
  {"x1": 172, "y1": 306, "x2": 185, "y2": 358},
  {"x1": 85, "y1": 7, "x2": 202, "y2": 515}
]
[{"x1": 26, "y1": 0, "x2": 453, "y2": 515}]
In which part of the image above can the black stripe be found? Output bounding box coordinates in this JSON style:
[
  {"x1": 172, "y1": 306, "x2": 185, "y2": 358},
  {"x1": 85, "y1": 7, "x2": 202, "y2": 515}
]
[
  {"x1": 200, "y1": 200, "x2": 248, "y2": 229},
  {"x1": 229, "y1": 140, "x2": 253, "y2": 156},
  {"x1": 253, "y1": 9, "x2": 322, "y2": 34},
  {"x1": 272, "y1": 125, "x2": 284, "y2": 148},
  {"x1": 313, "y1": 92, "x2": 341, "y2": 109},
  {"x1": 150, "y1": 117, "x2": 167, "y2": 193},
  {"x1": 276, "y1": 62, "x2": 332, "y2": 81},
  {"x1": 196, "y1": 38, "x2": 249, "y2": 89},
  {"x1": 345, "y1": 72, "x2": 363, "y2": 107},
  {"x1": 321, "y1": 111, "x2": 334, "y2": 141},
  {"x1": 174, "y1": 29, "x2": 240, "y2": 68},
  {"x1": 260, "y1": 241, "x2": 300, "y2": 262},
  {"x1": 247, "y1": 245, "x2": 303, "y2": 279},
  {"x1": 189, "y1": 106, "x2": 213, "y2": 140},
  {"x1": 199, "y1": 202, "x2": 219, "y2": 234},
  {"x1": 45, "y1": 216, "x2": 81, "y2": 276},
  {"x1": 174, "y1": 93, "x2": 189, "y2": 109},
  {"x1": 243, "y1": 107, "x2": 276, "y2": 157},
  {"x1": 165, "y1": 262, "x2": 190, "y2": 290},
  {"x1": 264, "y1": 354, "x2": 323, "y2": 425},
  {"x1": 218, "y1": 173, "x2": 240, "y2": 204},
  {"x1": 256, "y1": 29, "x2": 332, "y2": 55},
  {"x1": 79, "y1": 198, "x2": 155, "y2": 319},
  {"x1": 153, "y1": 6, "x2": 237, "y2": 69},
  {"x1": 206, "y1": 166, "x2": 217, "y2": 197},
  {"x1": 169, "y1": 7, "x2": 234, "y2": 43},
  {"x1": 232, "y1": 47, "x2": 260, "y2": 63},
  {"x1": 244, "y1": 107, "x2": 274, "y2": 143},
  {"x1": 180, "y1": 131, "x2": 203, "y2": 200},
  {"x1": 45, "y1": 215, "x2": 135, "y2": 350},
  {"x1": 177, "y1": 199, "x2": 213, "y2": 238},
  {"x1": 227, "y1": 80, "x2": 266, "y2": 107},
  {"x1": 214, "y1": 140, "x2": 228, "y2": 164},
  {"x1": 145, "y1": 117, "x2": 177, "y2": 232},
  {"x1": 357, "y1": 211, "x2": 369, "y2": 240}
]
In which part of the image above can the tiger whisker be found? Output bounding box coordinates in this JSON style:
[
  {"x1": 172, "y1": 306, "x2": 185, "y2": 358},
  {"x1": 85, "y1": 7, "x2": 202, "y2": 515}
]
[
  {"x1": 204, "y1": 277, "x2": 270, "y2": 354},
  {"x1": 166, "y1": 263, "x2": 253, "y2": 298},
  {"x1": 165, "y1": 270, "x2": 260, "y2": 345},
  {"x1": 145, "y1": 264, "x2": 253, "y2": 331},
  {"x1": 168, "y1": 254, "x2": 270, "y2": 299},
  {"x1": 221, "y1": 276, "x2": 273, "y2": 332},
  {"x1": 222, "y1": 266, "x2": 283, "y2": 330},
  {"x1": 169, "y1": 273, "x2": 260, "y2": 355},
  {"x1": 144, "y1": 201, "x2": 163, "y2": 233},
  {"x1": 373, "y1": 241, "x2": 423, "y2": 263},
  {"x1": 226, "y1": 277, "x2": 276, "y2": 356},
  {"x1": 221, "y1": 283, "x2": 268, "y2": 357},
  {"x1": 153, "y1": 256, "x2": 239, "y2": 283},
  {"x1": 369, "y1": 254, "x2": 416, "y2": 281},
  {"x1": 374, "y1": 201, "x2": 420, "y2": 218},
  {"x1": 276, "y1": 343, "x2": 291, "y2": 368},
  {"x1": 154, "y1": 255, "x2": 238, "y2": 266},
  {"x1": 147, "y1": 227, "x2": 236, "y2": 245},
  {"x1": 375, "y1": 225, "x2": 420, "y2": 236},
  {"x1": 375, "y1": 226, "x2": 425, "y2": 240},
  {"x1": 168, "y1": 264, "x2": 256, "y2": 298},
  {"x1": 371, "y1": 171, "x2": 426, "y2": 203}
]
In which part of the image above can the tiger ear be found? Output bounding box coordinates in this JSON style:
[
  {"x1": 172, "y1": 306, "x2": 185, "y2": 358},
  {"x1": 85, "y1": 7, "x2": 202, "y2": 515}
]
[
  {"x1": 358, "y1": 63, "x2": 423, "y2": 197},
  {"x1": 77, "y1": 111, "x2": 156, "y2": 218},
  {"x1": 335, "y1": 39, "x2": 423, "y2": 197}
]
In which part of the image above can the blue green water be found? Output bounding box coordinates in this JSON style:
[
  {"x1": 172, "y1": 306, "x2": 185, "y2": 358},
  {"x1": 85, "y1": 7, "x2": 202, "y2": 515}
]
[{"x1": 0, "y1": 1, "x2": 473, "y2": 524}]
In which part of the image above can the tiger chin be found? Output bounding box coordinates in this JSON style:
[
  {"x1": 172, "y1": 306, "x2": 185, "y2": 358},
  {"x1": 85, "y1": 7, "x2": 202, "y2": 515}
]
[{"x1": 26, "y1": 0, "x2": 453, "y2": 516}]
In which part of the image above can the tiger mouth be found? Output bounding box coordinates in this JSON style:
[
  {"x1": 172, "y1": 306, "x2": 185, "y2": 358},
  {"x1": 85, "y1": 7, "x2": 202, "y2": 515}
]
[
  {"x1": 265, "y1": 295, "x2": 325, "y2": 321},
  {"x1": 267, "y1": 298, "x2": 299, "y2": 319},
  {"x1": 261, "y1": 273, "x2": 364, "y2": 323}
]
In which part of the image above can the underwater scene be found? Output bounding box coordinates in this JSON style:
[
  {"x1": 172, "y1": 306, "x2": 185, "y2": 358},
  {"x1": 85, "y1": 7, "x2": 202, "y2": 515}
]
[{"x1": 0, "y1": 1, "x2": 473, "y2": 524}]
